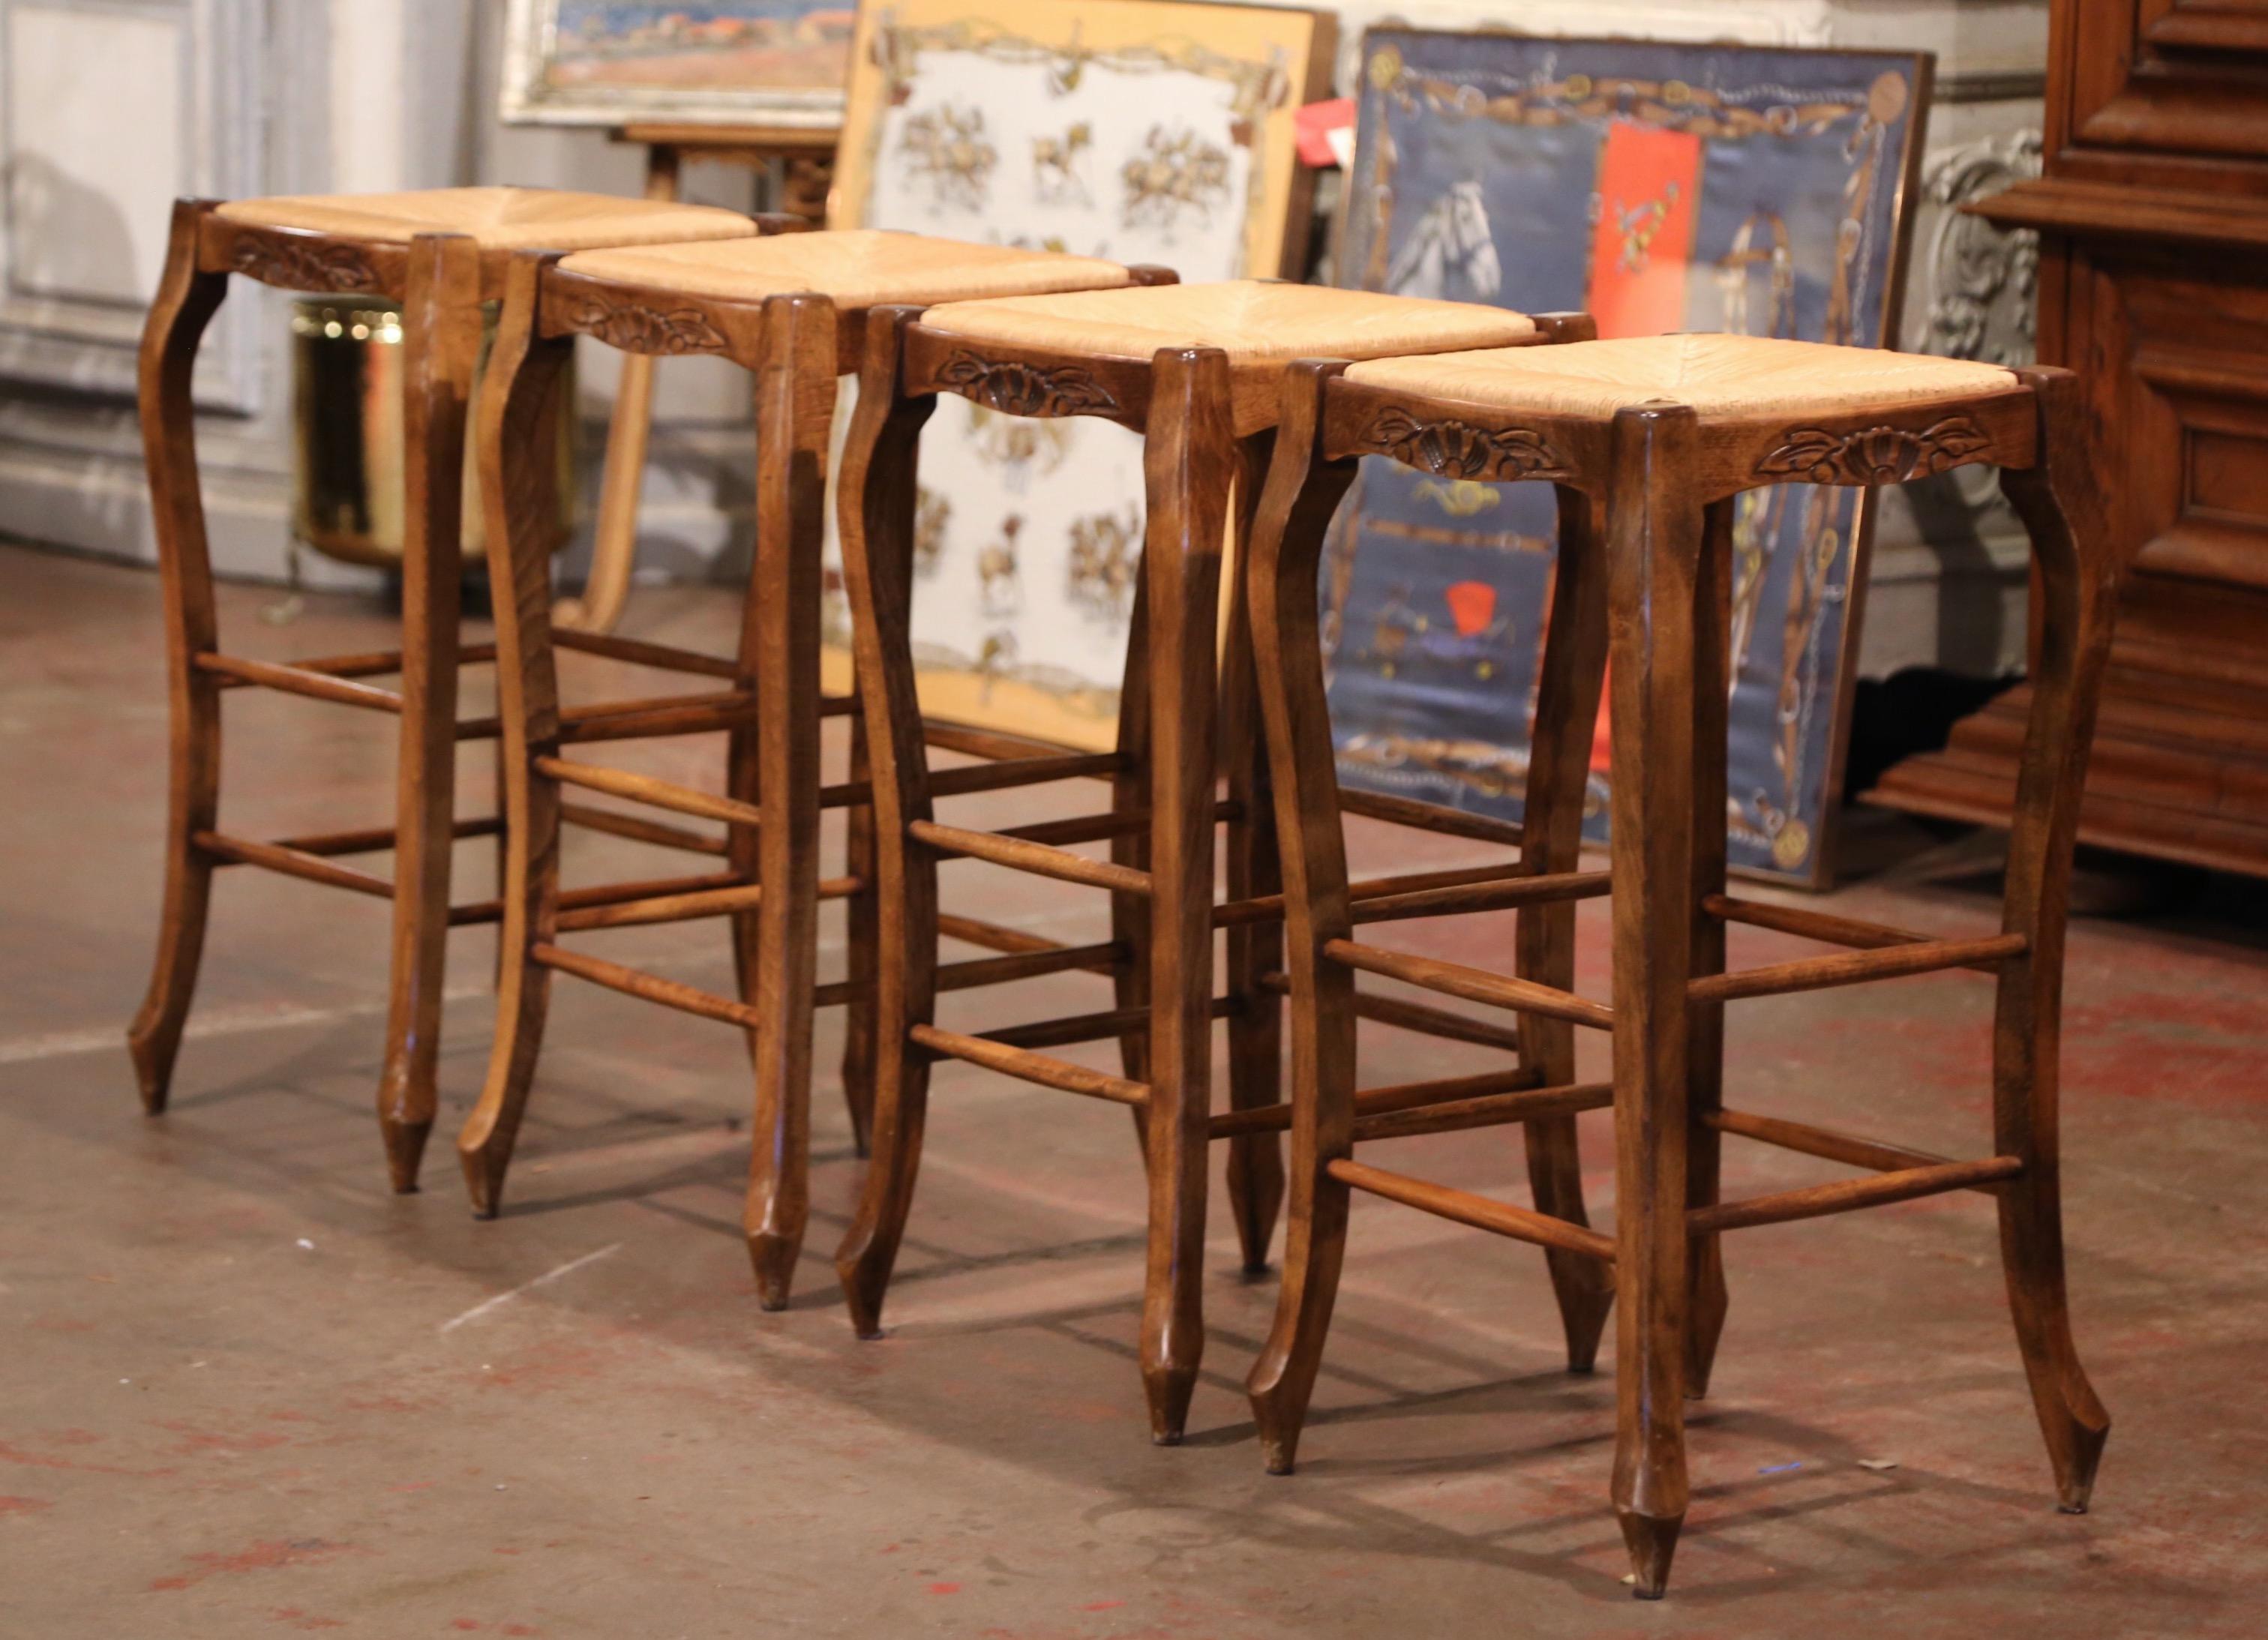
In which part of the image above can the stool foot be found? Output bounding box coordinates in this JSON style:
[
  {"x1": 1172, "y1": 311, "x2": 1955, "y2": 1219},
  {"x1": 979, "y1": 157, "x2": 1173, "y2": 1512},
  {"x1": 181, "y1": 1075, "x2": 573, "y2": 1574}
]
[
  {"x1": 382, "y1": 1117, "x2": 432, "y2": 1195},
  {"x1": 127, "y1": 1025, "x2": 179, "y2": 1117},
  {"x1": 836, "y1": 1252, "x2": 889, "y2": 1341},
  {"x1": 1143, "y1": 1362, "x2": 1197, "y2": 1447},
  {"x1": 2055, "y1": 1412, "x2": 2108, "y2": 1513},
  {"x1": 747, "y1": 1231, "x2": 798, "y2": 1313},
  {"x1": 128, "y1": 838, "x2": 216, "y2": 1119},
  {"x1": 2016, "y1": 1313, "x2": 2111, "y2": 1514},
  {"x1": 1225, "y1": 1140, "x2": 1283, "y2": 1279},
  {"x1": 1552, "y1": 1267, "x2": 1614, "y2": 1377},
  {"x1": 833, "y1": 1063, "x2": 927, "y2": 1342},
  {"x1": 1250, "y1": 1378, "x2": 1308, "y2": 1476},
  {"x1": 1616, "y1": 1508, "x2": 1683, "y2": 1600},
  {"x1": 1685, "y1": 1240, "x2": 1728, "y2": 1397},
  {"x1": 459, "y1": 1139, "x2": 508, "y2": 1219}
]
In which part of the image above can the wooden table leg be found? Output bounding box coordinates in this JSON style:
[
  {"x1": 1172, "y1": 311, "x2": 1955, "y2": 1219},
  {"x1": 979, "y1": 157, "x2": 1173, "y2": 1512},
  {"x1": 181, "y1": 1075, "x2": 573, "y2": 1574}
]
[{"x1": 554, "y1": 145, "x2": 680, "y2": 634}]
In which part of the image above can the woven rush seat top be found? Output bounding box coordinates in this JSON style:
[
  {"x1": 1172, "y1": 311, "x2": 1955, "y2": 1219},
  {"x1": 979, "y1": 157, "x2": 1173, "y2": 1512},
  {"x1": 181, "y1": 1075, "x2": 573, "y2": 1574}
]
[
  {"x1": 214, "y1": 187, "x2": 757, "y2": 253},
  {"x1": 558, "y1": 230, "x2": 1134, "y2": 310},
  {"x1": 920, "y1": 280, "x2": 1537, "y2": 370},
  {"x1": 1345, "y1": 334, "x2": 2020, "y2": 420}
]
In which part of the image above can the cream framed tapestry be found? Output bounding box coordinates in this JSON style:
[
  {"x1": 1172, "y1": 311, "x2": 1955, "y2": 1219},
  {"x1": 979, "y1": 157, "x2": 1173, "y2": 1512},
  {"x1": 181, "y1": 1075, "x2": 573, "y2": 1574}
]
[
  {"x1": 500, "y1": 1, "x2": 854, "y2": 128},
  {"x1": 1322, "y1": 29, "x2": 1933, "y2": 886},
  {"x1": 824, "y1": 0, "x2": 1336, "y2": 748}
]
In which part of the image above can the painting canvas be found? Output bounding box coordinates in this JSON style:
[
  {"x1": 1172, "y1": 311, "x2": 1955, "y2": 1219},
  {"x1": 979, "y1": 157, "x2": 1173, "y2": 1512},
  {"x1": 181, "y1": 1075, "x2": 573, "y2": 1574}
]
[
  {"x1": 500, "y1": 1, "x2": 854, "y2": 127},
  {"x1": 1326, "y1": 30, "x2": 1932, "y2": 885},
  {"x1": 824, "y1": 0, "x2": 1334, "y2": 749}
]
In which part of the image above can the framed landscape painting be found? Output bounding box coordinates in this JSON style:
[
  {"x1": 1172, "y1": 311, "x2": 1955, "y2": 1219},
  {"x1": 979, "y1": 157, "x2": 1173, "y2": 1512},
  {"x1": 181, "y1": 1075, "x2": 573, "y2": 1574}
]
[
  {"x1": 500, "y1": 1, "x2": 854, "y2": 128},
  {"x1": 823, "y1": 0, "x2": 1335, "y2": 750},
  {"x1": 1324, "y1": 30, "x2": 1933, "y2": 885}
]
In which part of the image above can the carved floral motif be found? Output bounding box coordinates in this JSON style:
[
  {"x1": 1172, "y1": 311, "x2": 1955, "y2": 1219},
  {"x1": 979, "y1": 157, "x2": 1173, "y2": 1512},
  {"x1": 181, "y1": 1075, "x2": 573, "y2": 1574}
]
[
  {"x1": 564, "y1": 298, "x2": 728, "y2": 355},
  {"x1": 1363, "y1": 409, "x2": 1566, "y2": 481},
  {"x1": 230, "y1": 236, "x2": 380, "y2": 294},
  {"x1": 1756, "y1": 418, "x2": 1992, "y2": 485},
  {"x1": 937, "y1": 352, "x2": 1119, "y2": 418}
]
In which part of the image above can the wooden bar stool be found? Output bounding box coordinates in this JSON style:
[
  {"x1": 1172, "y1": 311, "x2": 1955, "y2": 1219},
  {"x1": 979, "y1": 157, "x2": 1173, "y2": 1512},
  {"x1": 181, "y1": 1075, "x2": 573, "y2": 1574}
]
[
  {"x1": 835, "y1": 281, "x2": 1595, "y2": 1444},
  {"x1": 466, "y1": 230, "x2": 1148, "y2": 1306},
  {"x1": 1243, "y1": 335, "x2": 2116, "y2": 1595},
  {"x1": 131, "y1": 187, "x2": 764, "y2": 1189}
]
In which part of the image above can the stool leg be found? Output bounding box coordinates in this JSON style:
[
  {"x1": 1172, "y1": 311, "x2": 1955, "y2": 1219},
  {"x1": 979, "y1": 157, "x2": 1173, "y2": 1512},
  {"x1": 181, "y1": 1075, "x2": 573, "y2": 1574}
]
[
  {"x1": 834, "y1": 310, "x2": 939, "y2": 1337},
  {"x1": 1604, "y1": 404, "x2": 1706, "y2": 1599},
  {"x1": 741, "y1": 295, "x2": 837, "y2": 1309},
  {"x1": 458, "y1": 256, "x2": 572, "y2": 1216},
  {"x1": 1138, "y1": 346, "x2": 1237, "y2": 1444},
  {"x1": 1220, "y1": 430, "x2": 1286, "y2": 1276},
  {"x1": 128, "y1": 201, "x2": 228, "y2": 1114},
  {"x1": 1684, "y1": 498, "x2": 1736, "y2": 1396},
  {"x1": 839, "y1": 715, "x2": 879, "y2": 1158},
  {"x1": 1110, "y1": 579, "x2": 1153, "y2": 1115},
  {"x1": 1993, "y1": 367, "x2": 2115, "y2": 1511},
  {"x1": 376, "y1": 232, "x2": 484, "y2": 1192},
  {"x1": 1516, "y1": 484, "x2": 1616, "y2": 1372},
  {"x1": 1244, "y1": 363, "x2": 1360, "y2": 1473}
]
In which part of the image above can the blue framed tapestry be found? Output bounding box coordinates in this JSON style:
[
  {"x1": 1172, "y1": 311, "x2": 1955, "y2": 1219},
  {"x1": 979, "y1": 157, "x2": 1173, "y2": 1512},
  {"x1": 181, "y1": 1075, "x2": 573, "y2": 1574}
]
[{"x1": 1325, "y1": 31, "x2": 1934, "y2": 885}]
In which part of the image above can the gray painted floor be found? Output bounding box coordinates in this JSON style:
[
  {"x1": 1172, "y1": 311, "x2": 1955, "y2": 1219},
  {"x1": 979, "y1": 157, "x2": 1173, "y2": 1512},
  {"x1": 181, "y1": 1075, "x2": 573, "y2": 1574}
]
[{"x1": 5, "y1": 544, "x2": 2265, "y2": 1636}]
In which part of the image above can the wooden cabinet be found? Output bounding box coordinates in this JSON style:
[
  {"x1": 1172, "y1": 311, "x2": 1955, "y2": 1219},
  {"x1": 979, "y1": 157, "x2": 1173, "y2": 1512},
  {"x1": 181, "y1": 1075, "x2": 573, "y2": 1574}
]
[{"x1": 1867, "y1": 0, "x2": 2268, "y2": 874}]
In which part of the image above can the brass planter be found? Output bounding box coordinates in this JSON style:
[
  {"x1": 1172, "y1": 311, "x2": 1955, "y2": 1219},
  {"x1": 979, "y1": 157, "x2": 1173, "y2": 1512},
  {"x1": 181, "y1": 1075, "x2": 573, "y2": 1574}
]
[{"x1": 290, "y1": 299, "x2": 578, "y2": 571}]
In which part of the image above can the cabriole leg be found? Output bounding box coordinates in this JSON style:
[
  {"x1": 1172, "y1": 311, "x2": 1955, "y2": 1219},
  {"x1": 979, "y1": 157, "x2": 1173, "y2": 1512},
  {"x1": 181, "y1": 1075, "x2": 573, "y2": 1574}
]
[
  {"x1": 1220, "y1": 429, "x2": 1286, "y2": 1276},
  {"x1": 1244, "y1": 363, "x2": 1360, "y2": 1473},
  {"x1": 1603, "y1": 404, "x2": 1705, "y2": 1599},
  {"x1": 128, "y1": 199, "x2": 229, "y2": 1115},
  {"x1": 832, "y1": 310, "x2": 940, "y2": 1338},
  {"x1": 1136, "y1": 347, "x2": 1236, "y2": 1444},
  {"x1": 1991, "y1": 367, "x2": 2115, "y2": 1512},
  {"x1": 1516, "y1": 483, "x2": 1616, "y2": 1373},
  {"x1": 457, "y1": 253, "x2": 572, "y2": 1217},
  {"x1": 741, "y1": 295, "x2": 837, "y2": 1309},
  {"x1": 1684, "y1": 497, "x2": 1736, "y2": 1396},
  {"x1": 378, "y1": 232, "x2": 484, "y2": 1191}
]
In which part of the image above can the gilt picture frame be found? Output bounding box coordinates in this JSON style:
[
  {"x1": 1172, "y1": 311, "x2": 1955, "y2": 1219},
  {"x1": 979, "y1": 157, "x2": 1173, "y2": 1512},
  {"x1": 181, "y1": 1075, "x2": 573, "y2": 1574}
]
[
  {"x1": 823, "y1": 0, "x2": 1336, "y2": 750},
  {"x1": 499, "y1": 1, "x2": 854, "y2": 129},
  {"x1": 1324, "y1": 28, "x2": 1934, "y2": 886}
]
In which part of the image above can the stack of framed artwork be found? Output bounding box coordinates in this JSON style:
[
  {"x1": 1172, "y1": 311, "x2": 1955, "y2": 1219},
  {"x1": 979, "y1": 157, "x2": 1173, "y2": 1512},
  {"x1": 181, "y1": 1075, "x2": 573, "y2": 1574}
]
[
  {"x1": 824, "y1": 0, "x2": 1336, "y2": 748},
  {"x1": 1323, "y1": 30, "x2": 1933, "y2": 886}
]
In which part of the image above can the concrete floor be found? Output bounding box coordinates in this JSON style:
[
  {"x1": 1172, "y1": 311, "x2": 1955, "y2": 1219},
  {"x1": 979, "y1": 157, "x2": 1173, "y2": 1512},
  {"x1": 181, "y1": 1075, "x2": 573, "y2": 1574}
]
[{"x1": 4, "y1": 541, "x2": 2266, "y2": 1636}]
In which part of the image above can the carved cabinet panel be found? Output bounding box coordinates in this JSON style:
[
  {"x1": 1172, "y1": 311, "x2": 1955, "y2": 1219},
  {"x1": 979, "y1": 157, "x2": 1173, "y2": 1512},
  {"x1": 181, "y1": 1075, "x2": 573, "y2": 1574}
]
[
  {"x1": 2066, "y1": 0, "x2": 2268, "y2": 175},
  {"x1": 1869, "y1": 0, "x2": 2268, "y2": 875}
]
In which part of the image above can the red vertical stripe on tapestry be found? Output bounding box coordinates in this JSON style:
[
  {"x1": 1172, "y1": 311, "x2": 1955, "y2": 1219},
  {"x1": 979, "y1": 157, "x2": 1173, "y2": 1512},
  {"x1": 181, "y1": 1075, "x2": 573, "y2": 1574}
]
[
  {"x1": 1584, "y1": 120, "x2": 1703, "y2": 340},
  {"x1": 1582, "y1": 121, "x2": 1706, "y2": 772}
]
